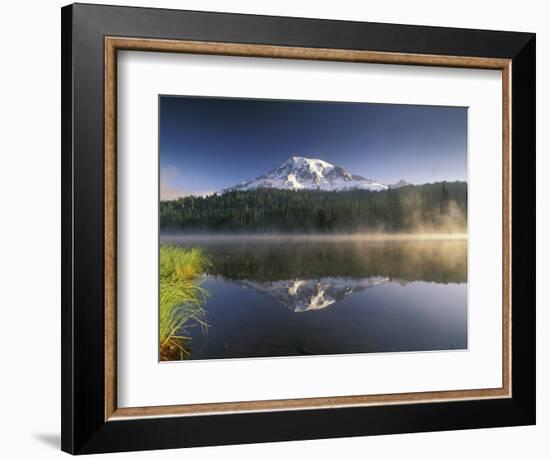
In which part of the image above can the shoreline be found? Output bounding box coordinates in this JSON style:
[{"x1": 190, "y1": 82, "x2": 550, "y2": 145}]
[{"x1": 160, "y1": 233, "x2": 468, "y2": 243}]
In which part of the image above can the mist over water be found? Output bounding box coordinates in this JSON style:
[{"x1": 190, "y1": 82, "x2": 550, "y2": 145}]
[{"x1": 161, "y1": 234, "x2": 468, "y2": 361}]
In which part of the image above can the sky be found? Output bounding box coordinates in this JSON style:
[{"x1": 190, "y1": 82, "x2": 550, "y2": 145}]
[{"x1": 159, "y1": 95, "x2": 467, "y2": 199}]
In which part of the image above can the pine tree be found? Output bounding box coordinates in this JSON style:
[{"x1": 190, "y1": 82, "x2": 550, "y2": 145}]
[
  {"x1": 440, "y1": 183, "x2": 450, "y2": 216},
  {"x1": 159, "y1": 182, "x2": 467, "y2": 233}
]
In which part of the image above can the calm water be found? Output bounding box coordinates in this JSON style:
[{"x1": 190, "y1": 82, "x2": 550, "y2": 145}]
[{"x1": 161, "y1": 235, "x2": 467, "y2": 360}]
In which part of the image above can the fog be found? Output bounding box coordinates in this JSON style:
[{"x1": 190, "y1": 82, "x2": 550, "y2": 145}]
[{"x1": 161, "y1": 232, "x2": 467, "y2": 244}]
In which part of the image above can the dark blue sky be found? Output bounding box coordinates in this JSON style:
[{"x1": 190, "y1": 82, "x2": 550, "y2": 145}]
[{"x1": 160, "y1": 95, "x2": 467, "y2": 198}]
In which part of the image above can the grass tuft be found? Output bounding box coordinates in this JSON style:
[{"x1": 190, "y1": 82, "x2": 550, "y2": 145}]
[{"x1": 159, "y1": 245, "x2": 211, "y2": 361}]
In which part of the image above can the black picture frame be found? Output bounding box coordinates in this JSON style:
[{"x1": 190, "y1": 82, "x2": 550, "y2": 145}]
[{"x1": 61, "y1": 3, "x2": 535, "y2": 454}]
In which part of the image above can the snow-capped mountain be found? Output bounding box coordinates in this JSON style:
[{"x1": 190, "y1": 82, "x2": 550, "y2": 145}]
[
  {"x1": 390, "y1": 179, "x2": 412, "y2": 189},
  {"x1": 239, "y1": 276, "x2": 389, "y2": 312},
  {"x1": 223, "y1": 156, "x2": 388, "y2": 192}
]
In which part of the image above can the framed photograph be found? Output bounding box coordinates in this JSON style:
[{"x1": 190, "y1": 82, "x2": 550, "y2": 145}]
[{"x1": 61, "y1": 3, "x2": 536, "y2": 454}]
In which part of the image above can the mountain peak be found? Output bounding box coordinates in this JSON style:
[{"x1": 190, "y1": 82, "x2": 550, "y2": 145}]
[
  {"x1": 289, "y1": 155, "x2": 324, "y2": 162},
  {"x1": 224, "y1": 156, "x2": 388, "y2": 193},
  {"x1": 291, "y1": 156, "x2": 334, "y2": 171},
  {"x1": 390, "y1": 179, "x2": 412, "y2": 189}
]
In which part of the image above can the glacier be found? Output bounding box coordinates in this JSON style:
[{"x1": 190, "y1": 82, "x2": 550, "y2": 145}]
[{"x1": 223, "y1": 156, "x2": 389, "y2": 193}]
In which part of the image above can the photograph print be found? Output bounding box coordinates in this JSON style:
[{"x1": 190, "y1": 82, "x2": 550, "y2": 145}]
[{"x1": 159, "y1": 95, "x2": 468, "y2": 362}]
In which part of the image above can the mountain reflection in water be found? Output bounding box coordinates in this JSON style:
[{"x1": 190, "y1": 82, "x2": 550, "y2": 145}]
[
  {"x1": 239, "y1": 276, "x2": 389, "y2": 312},
  {"x1": 160, "y1": 235, "x2": 468, "y2": 360}
]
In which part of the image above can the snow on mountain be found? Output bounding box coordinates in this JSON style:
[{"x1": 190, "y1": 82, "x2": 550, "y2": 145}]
[
  {"x1": 390, "y1": 179, "x2": 412, "y2": 189},
  {"x1": 223, "y1": 156, "x2": 389, "y2": 193},
  {"x1": 239, "y1": 276, "x2": 389, "y2": 312}
]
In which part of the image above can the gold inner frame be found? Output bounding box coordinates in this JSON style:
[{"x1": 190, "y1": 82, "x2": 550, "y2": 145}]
[{"x1": 104, "y1": 37, "x2": 512, "y2": 421}]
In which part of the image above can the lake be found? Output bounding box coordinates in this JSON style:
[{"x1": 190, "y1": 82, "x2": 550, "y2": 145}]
[{"x1": 160, "y1": 235, "x2": 468, "y2": 361}]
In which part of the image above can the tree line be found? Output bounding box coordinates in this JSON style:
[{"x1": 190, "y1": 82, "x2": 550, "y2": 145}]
[{"x1": 160, "y1": 181, "x2": 467, "y2": 233}]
